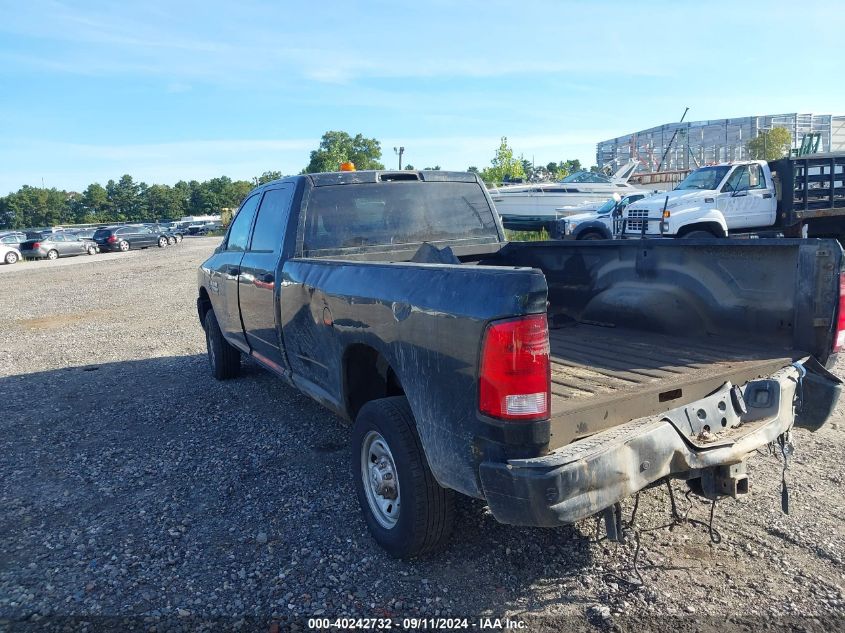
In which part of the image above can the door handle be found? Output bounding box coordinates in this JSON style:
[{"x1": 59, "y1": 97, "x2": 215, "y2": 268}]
[{"x1": 226, "y1": 266, "x2": 240, "y2": 276}]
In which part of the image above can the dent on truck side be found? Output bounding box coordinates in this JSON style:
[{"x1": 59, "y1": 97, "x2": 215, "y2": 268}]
[{"x1": 279, "y1": 258, "x2": 548, "y2": 498}]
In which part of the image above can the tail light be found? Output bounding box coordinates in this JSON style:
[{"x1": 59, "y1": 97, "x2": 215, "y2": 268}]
[
  {"x1": 107, "y1": 235, "x2": 117, "y2": 243},
  {"x1": 834, "y1": 273, "x2": 845, "y2": 353},
  {"x1": 32, "y1": 242, "x2": 40, "y2": 249},
  {"x1": 479, "y1": 314, "x2": 550, "y2": 420}
]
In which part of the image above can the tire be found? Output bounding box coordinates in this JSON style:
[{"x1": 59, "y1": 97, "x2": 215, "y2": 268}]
[
  {"x1": 4, "y1": 251, "x2": 18, "y2": 264},
  {"x1": 578, "y1": 231, "x2": 604, "y2": 240},
  {"x1": 158, "y1": 237, "x2": 168, "y2": 248},
  {"x1": 119, "y1": 240, "x2": 130, "y2": 252},
  {"x1": 204, "y1": 309, "x2": 241, "y2": 380},
  {"x1": 681, "y1": 230, "x2": 717, "y2": 239},
  {"x1": 351, "y1": 396, "x2": 454, "y2": 558},
  {"x1": 47, "y1": 249, "x2": 59, "y2": 260},
  {"x1": 87, "y1": 245, "x2": 97, "y2": 256},
  {"x1": 175, "y1": 234, "x2": 183, "y2": 243},
  {"x1": 167, "y1": 236, "x2": 176, "y2": 246}
]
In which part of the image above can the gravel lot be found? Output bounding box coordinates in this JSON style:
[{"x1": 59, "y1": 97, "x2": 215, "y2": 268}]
[{"x1": 1, "y1": 237, "x2": 844, "y2": 631}]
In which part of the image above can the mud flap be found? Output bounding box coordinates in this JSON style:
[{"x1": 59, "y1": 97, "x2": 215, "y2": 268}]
[{"x1": 795, "y1": 357, "x2": 842, "y2": 431}]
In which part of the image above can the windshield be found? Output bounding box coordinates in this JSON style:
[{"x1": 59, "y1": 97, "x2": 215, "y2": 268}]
[
  {"x1": 676, "y1": 166, "x2": 731, "y2": 190},
  {"x1": 304, "y1": 181, "x2": 498, "y2": 255},
  {"x1": 561, "y1": 171, "x2": 611, "y2": 184},
  {"x1": 594, "y1": 198, "x2": 616, "y2": 214}
]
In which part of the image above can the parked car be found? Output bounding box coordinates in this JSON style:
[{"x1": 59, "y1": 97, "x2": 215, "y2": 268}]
[
  {"x1": 197, "y1": 170, "x2": 842, "y2": 558},
  {"x1": 70, "y1": 228, "x2": 98, "y2": 239},
  {"x1": 148, "y1": 223, "x2": 182, "y2": 244},
  {"x1": 1, "y1": 243, "x2": 22, "y2": 264},
  {"x1": 0, "y1": 232, "x2": 26, "y2": 245},
  {"x1": 92, "y1": 225, "x2": 171, "y2": 252},
  {"x1": 555, "y1": 192, "x2": 651, "y2": 240},
  {"x1": 19, "y1": 232, "x2": 99, "y2": 260}
]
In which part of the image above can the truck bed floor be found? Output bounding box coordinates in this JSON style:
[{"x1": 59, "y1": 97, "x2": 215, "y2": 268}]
[{"x1": 547, "y1": 324, "x2": 801, "y2": 447}]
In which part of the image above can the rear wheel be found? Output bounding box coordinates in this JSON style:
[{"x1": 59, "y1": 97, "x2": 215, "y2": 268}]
[
  {"x1": 175, "y1": 234, "x2": 183, "y2": 243},
  {"x1": 4, "y1": 251, "x2": 18, "y2": 264},
  {"x1": 167, "y1": 236, "x2": 176, "y2": 245},
  {"x1": 204, "y1": 309, "x2": 241, "y2": 380},
  {"x1": 351, "y1": 396, "x2": 454, "y2": 558},
  {"x1": 118, "y1": 240, "x2": 130, "y2": 252},
  {"x1": 47, "y1": 249, "x2": 59, "y2": 260},
  {"x1": 87, "y1": 245, "x2": 97, "y2": 255}
]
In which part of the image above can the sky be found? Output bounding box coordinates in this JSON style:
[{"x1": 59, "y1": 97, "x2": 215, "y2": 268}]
[{"x1": 0, "y1": 0, "x2": 844, "y2": 194}]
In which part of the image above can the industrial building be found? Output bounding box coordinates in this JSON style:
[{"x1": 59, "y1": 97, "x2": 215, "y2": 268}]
[{"x1": 596, "y1": 113, "x2": 845, "y2": 177}]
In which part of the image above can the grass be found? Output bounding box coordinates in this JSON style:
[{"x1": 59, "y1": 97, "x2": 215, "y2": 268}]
[{"x1": 504, "y1": 228, "x2": 550, "y2": 242}]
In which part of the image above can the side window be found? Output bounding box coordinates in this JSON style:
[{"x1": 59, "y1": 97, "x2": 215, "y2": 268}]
[
  {"x1": 749, "y1": 164, "x2": 767, "y2": 190},
  {"x1": 249, "y1": 186, "x2": 294, "y2": 253},
  {"x1": 226, "y1": 194, "x2": 261, "y2": 252},
  {"x1": 724, "y1": 166, "x2": 749, "y2": 192}
]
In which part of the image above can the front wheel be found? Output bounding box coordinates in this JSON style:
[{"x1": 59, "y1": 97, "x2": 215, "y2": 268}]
[
  {"x1": 681, "y1": 230, "x2": 717, "y2": 239},
  {"x1": 158, "y1": 237, "x2": 168, "y2": 248},
  {"x1": 87, "y1": 245, "x2": 97, "y2": 255},
  {"x1": 351, "y1": 396, "x2": 454, "y2": 558},
  {"x1": 175, "y1": 234, "x2": 183, "y2": 243},
  {"x1": 204, "y1": 309, "x2": 241, "y2": 380},
  {"x1": 578, "y1": 231, "x2": 604, "y2": 240},
  {"x1": 4, "y1": 251, "x2": 18, "y2": 264},
  {"x1": 167, "y1": 236, "x2": 176, "y2": 245},
  {"x1": 47, "y1": 249, "x2": 59, "y2": 260}
]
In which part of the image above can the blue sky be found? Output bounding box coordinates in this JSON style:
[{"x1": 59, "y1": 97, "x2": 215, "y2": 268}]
[{"x1": 1, "y1": 0, "x2": 843, "y2": 194}]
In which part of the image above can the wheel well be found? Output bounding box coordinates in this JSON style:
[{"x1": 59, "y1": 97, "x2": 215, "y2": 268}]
[
  {"x1": 344, "y1": 344, "x2": 404, "y2": 421},
  {"x1": 198, "y1": 288, "x2": 212, "y2": 326},
  {"x1": 577, "y1": 228, "x2": 608, "y2": 239},
  {"x1": 677, "y1": 222, "x2": 725, "y2": 238}
]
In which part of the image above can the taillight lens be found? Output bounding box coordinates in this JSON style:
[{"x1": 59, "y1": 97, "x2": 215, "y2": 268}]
[
  {"x1": 32, "y1": 242, "x2": 40, "y2": 249},
  {"x1": 107, "y1": 235, "x2": 117, "y2": 243},
  {"x1": 834, "y1": 274, "x2": 845, "y2": 353},
  {"x1": 479, "y1": 314, "x2": 550, "y2": 420}
]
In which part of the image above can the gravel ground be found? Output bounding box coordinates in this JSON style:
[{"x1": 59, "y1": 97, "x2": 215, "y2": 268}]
[{"x1": 1, "y1": 237, "x2": 844, "y2": 632}]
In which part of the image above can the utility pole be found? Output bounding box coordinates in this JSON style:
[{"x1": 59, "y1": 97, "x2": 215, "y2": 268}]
[{"x1": 393, "y1": 146, "x2": 405, "y2": 170}]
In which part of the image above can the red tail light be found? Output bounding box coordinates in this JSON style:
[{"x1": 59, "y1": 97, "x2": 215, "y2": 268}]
[
  {"x1": 32, "y1": 242, "x2": 40, "y2": 249},
  {"x1": 479, "y1": 314, "x2": 550, "y2": 420},
  {"x1": 107, "y1": 235, "x2": 117, "y2": 243},
  {"x1": 834, "y1": 274, "x2": 845, "y2": 353}
]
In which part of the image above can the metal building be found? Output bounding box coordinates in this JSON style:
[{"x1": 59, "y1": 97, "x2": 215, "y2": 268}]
[{"x1": 596, "y1": 113, "x2": 845, "y2": 174}]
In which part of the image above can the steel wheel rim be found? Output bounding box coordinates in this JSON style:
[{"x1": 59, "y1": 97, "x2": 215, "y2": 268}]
[
  {"x1": 5, "y1": 253, "x2": 16, "y2": 264},
  {"x1": 47, "y1": 250, "x2": 57, "y2": 260},
  {"x1": 361, "y1": 430, "x2": 400, "y2": 529},
  {"x1": 120, "y1": 241, "x2": 129, "y2": 251}
]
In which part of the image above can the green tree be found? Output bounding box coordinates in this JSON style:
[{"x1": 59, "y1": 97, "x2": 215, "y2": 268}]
[
  {"x1": 404, "y1": 164, "x2": 415, "y2": 171},
  {"x1": 253, "y1": 171, "x2": 283, "y2": 186},
  {"x1": 106, "y1": 175, "x2": 141, "y2": 221},
  {"x1": 479, "y1": 137, "x2": 525, "y2": 185},
  {"x1": 303, "y1": 131, "x2": 384, "y2": 173},
  {"x1": 746, "y1": 127, "x2": 792, "y2": 160},
  {"x1": 467, "y1": 166, "x2": 479, "y2": 174},
  {"x1": 423, "y1": 165, "x2": 441, "y2": 171}
]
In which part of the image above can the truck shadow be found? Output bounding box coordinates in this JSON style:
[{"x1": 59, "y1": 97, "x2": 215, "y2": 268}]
[{"x1": 2, "y1": 354, "x2": 603, "y2": 617}]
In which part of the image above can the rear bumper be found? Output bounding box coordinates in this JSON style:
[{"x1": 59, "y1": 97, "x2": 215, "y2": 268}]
[{"x1": 479, "y1": 362, "x2": 841, "y2": 527}]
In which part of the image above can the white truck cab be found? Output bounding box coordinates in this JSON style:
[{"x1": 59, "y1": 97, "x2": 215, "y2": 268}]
[{"x1": 623, "y1": 160, "x2": 777, "y2": 238}]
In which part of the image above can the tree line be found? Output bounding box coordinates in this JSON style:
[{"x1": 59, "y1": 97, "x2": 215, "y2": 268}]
[{"x1": 0, "y1": 131, "x2": 588, "y2": 230}]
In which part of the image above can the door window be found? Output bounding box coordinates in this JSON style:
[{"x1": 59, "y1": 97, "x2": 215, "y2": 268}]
[
  {"x1": 249, "y1": 187, "x2": 294, "y2": 253},
  {"x1": 723, "y1": 166, "x2": 750, "y2": 192},
  {"x1": 748, "y1": 164, "x2": 767, "y2": 189},
  {"x1": 225, "y1": 194, "x2": 261, "y2": 251}
]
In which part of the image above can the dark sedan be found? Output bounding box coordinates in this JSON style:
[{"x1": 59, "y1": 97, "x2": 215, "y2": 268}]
[
  {"x1": 93, "y1": 225, "x2": 171, "y2": 252},
  {"x1": 19, "y1": 233, "x2": 99, "y2": 260}
]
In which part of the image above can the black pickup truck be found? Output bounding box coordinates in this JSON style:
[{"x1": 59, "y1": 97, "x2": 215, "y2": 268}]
[{"x1": 197, "y1": 170, "x2": 843, "y2": 558}]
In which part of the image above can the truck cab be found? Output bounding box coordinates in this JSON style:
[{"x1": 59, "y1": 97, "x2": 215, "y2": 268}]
[{"x1": 622, "y1": 160, "x2": 778, "y2": 238}]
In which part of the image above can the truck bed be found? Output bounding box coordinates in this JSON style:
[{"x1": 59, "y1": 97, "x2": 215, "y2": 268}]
[{"x1": 547, "y1": 324, "x2": 801, "y2": 447}]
